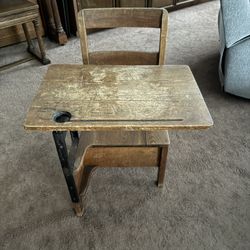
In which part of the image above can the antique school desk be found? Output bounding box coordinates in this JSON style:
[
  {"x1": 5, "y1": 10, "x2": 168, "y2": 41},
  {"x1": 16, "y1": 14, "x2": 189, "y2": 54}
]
[{"x1": 24, "y1": 64, "x2": 213, "y2": 216}]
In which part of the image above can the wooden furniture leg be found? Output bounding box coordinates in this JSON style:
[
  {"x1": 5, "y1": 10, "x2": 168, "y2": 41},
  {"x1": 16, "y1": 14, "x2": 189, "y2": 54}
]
[
  {"x1": 77, "y1": 165, "x2": 96, "y2": 197},
  {"x1": 43, "y1": 0, "x2": 67, "y2": 45},
  {"x1": 32, "y1": 19, "x2": 51, "y2": 65},
  {"x1": 157, "y1": 146, "x2": 168, "y2": 187},
  {"x1": 22, "y1": 23, "x2": 35, "y2": 51},
  {"x1": 51, "y1": 0, "x2": 68, "y2": 45},
  {"x1": 44, "y1": 0, "x2": 57, "y2": 31},
  {"x1": 71, "y1": 202, "x2": 84, "y2": 216}
]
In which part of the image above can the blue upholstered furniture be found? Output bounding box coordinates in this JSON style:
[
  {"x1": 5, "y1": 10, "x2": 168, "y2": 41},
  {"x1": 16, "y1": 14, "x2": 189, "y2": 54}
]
[{"x1": 218, "y1": 0, "x2": 250, "y2": 99}]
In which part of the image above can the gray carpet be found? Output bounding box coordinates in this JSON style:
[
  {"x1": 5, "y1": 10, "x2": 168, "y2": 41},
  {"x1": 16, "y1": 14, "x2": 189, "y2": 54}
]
[{"x1": 0, "y1": 1, "x2": 249, "y2": 249}]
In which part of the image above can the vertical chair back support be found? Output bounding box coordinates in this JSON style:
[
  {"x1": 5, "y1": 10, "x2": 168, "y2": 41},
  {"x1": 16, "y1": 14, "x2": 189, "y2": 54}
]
[{"x1": 78, "y1": 8, "x2": 168, "y2": 65}]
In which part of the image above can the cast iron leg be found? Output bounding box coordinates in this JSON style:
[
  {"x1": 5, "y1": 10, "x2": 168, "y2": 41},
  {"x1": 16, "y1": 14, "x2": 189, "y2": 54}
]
[{"x1": 52, "y1": 131, "x2": 84, "y2": 216}]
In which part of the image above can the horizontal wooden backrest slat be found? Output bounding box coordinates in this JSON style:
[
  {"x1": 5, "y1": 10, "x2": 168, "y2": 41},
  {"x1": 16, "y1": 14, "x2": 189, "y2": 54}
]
[
  {"x1": 79, "y1": 8, "x2": 167, "y2": 29},
  {"x1": 89, "y1": 51, "x2": 159, "y2": 65}
]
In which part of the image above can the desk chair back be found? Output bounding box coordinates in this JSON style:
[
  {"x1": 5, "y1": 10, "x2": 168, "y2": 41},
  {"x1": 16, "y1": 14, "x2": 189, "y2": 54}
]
[{"x1": 78, "y1": 8, "x2": 168, "y2": 65}]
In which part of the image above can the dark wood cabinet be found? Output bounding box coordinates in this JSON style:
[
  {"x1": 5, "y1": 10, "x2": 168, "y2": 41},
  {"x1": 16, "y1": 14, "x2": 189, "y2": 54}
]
[
  {"x1": 77, "y1": 0, "x2": 211, "y2": 9},
  {"x1": 119, "y1": 0, "x2": 145, "y2": 7},
  {"x1": 151, "y1": 0, "x2": 174, "y2": 8},
  {"x1": 74, "y1": 0, "x2": 211, "y2": 35},
  {"x1": 40, "y1": 0, "x2": 68, "y2": 45},
  {"x1": 78, "y1": 0, "x2": 114, "y2": 8}
]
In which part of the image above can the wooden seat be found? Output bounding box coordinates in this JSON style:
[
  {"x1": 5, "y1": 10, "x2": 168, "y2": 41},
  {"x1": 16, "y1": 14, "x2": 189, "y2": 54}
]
[
  {"x1": 0, "y1": 0, "x2": 50, "y2": 71},
  {"x1": 74, "y1": 8, "x2": 169, "y2": 202}
]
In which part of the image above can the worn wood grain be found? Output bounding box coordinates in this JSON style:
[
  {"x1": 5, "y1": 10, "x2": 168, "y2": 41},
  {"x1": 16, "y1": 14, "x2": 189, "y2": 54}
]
[
  {"x1": 157, "y1": 146, "x2": 168, "y2": 187},
  {"x1": 159, "y1": 9, "x2": 168, "y2": 65},
  {"x1": 77, "y1": 131, "x2": 169, "y2": 148},
  {"x1": 77, "y1": 8, "x2": 168, "y2": 65},
  {"x1": 74, "y1": 146, "x2": 161, "y2": 196},
  {"x1": 0, "y1": 0, "x2": 38, "y2": 18},
  {"x1": 88, "y1": 51, "x2": 160, "y2": 65},
  {"x1": 83, "y1": 147, "x2": 160, "y2": 167},
  {"x1": 73, "y1": 131, "x2": 169, "y2": 164},
  {"x1": 79, "y1": 8, "x2": 166, "y2": 29},
  {"x1": 0, "y1": 0, "x2": 39, "y2": 29},
  {"x1": 24, "y1": 64, "x2": 213, "y2": 131}
]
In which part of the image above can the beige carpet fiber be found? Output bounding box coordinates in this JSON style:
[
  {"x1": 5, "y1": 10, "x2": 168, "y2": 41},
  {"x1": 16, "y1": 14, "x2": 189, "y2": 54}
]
[{"x1": 0, "y1": 1, "x2": 249, "y2": 249}]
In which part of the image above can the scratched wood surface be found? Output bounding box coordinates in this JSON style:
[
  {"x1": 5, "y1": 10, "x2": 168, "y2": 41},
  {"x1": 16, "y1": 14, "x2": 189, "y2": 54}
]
[{"x1": 24, "y1": 64, "x2": 213, "y2": 131}]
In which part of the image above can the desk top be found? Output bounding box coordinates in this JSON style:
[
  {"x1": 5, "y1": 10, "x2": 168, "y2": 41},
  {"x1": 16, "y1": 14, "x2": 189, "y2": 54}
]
[{"x1": 24, "y1": 64, "x2": 213, "y2": 131}]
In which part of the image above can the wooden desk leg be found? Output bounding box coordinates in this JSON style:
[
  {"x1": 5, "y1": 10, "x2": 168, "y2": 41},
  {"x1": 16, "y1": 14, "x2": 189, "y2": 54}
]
[
  {"x1": 52, "y1": 131, "x2": 84, "y2": 216},
  {"x1": 157, "y1": 146, "x2": 168, "y2": 187},
  {"x1": 75, "y1": 163, "x2": 96, "y2": 196},
  {"x1": 31, "y1": 18, "x2": 51, "y2": 65}
]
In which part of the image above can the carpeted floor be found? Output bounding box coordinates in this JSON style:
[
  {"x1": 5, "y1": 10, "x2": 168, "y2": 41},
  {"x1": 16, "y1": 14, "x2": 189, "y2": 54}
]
[{"x1": 0, "y1": 1, "x2": 249, "y2": 249}]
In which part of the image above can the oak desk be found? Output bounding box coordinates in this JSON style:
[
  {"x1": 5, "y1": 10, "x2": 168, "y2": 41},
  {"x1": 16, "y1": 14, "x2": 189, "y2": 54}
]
[{"x1": 24, "y1": 64, "x2": 213, "y2": 216}]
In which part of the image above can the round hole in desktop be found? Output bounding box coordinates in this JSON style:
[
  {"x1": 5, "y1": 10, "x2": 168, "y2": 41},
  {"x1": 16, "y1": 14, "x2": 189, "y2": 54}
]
[{"x1": 53, "y1": 111, "x2": 72, "y2": 123}]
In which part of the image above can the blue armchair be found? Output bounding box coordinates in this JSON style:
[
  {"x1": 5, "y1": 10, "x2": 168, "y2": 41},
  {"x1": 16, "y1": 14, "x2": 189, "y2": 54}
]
[{"x1": 218, "y1": 0, "x2": 250, "y2": 99}]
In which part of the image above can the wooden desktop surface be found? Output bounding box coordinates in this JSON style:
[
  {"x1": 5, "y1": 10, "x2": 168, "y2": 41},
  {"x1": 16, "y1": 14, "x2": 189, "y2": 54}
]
[{"x1": 24, "y1": 64, "x2": 213, "y2": 131}]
